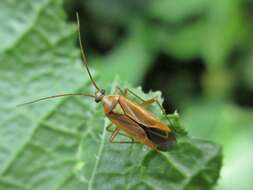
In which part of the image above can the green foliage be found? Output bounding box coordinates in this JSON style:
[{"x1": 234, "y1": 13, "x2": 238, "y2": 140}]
[
  {"x1": 77, "y1": 0, "x2": 247, "y2": 71},
  {"x1": 147, "y1": 0, "x2": 247, "y2": 67},
  {"x1": 0, "y1": 0, "x2": 222, "y2": 189}
]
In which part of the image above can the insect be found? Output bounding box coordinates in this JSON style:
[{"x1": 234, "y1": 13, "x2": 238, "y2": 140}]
[{"x1": 19, "y1": 13, "x2": 176, "y2": 151}]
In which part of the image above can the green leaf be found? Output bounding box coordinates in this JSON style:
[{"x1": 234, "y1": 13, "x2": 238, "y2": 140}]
[{"x1": 0, "y1": 0, "x2": 222, "y2": 190}]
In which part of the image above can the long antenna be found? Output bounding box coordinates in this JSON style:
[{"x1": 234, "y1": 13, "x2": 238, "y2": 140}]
[
  {"x1": 76, "y1": 12, "x2": 101, "y2": 91},
  {"x1": 17, "y1": 93, "x2": 95, "y2": 107}
]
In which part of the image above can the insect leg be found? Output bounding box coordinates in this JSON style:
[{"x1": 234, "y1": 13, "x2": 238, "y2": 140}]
[
  {"x1": 117, "y1": 87, "x2": 166, "y2": 115},
  {"x1": 140, "y1": 98, "x2": 156, "y2": 107},
  {"x1": 123, "y1": 88, "x2": 146, "y2": 102},
  {"x1": 115, "y1": 86, "x2": 125, "y2": 95},
  {"x1": 106, "y1": 123, "x2": 133, "y2": 138},
  {"x1": 139, "y1": 98, "x2": 174, "y2": 131},
  {"x1": 116, "y1": 86, "x2": 154, "y2": 106},
  {"x1": 110, "y1": 127, "x2": 120, "y2": 142},
  {"x1": 166, "y1": 113, "x2": 180, "y2": 119},
  {"x1": 109, "y1": 127, "x2": 138, "y2": 144},
  {"x1": 141, "y1": 98, "x2": 166, "y2": 113},
  {"x1": 106, "y1": 123, "x2": 114, "y2": 131}
]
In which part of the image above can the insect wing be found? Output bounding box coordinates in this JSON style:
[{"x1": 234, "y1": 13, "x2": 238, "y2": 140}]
[
  {"x1": 118, "y1": 96, "x2": 171, "y2": 132},
  {"x1": 107, "y1": 113, "x2": 157, "y2": 149},
  {"x1": 142, "y1": 126, "x2": 176, "y2": 151}
]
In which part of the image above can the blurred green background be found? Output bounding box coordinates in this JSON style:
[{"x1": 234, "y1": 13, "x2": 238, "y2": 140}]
[{"x1": 64, "y1": 0, "x2": 253, "y2": 189}]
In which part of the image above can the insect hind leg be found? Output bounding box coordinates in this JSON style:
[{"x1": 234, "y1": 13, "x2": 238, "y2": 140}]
[
  {"x1": 106, "y1": 123, "x2": 132, "y2": 139},
  {"x1": 106, "y1": 123, "x2": 138, "y2": 144},
  {"x1": 138, "y1": 96, "x2": 175, "y2": 127}
]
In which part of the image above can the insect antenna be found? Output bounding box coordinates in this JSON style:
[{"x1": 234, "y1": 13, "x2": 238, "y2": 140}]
[
  {"x1": 76, "y1": 12, "x2": 101, "y2": 92},
  {"x1": 17, "y1": 93, "x2": 95, "y2": 107}
]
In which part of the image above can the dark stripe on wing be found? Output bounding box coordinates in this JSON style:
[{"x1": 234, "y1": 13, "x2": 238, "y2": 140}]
[{"x1": 139, "y1": 124, "x2": 176, "y2": 151}]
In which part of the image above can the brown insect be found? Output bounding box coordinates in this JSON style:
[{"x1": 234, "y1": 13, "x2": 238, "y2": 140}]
[{"x1": 18, "y1": 13, "x2": 176, "y2": 151}]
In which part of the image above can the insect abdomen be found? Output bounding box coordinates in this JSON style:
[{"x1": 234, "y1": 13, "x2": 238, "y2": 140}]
[{"x1": 140, "y1": 124, "x2": 176, "y2": 151}]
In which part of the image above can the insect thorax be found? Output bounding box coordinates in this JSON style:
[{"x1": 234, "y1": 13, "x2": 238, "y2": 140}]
[{"x1": 102, "y1": 95, "x2": 120, "y2": 114}]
